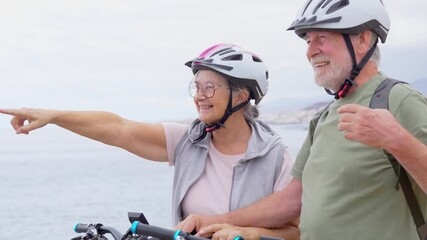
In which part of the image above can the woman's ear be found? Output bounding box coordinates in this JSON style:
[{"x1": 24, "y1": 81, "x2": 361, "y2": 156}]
[{"x1": 236, "y1": 89, "x2": 250, "y2": 104}]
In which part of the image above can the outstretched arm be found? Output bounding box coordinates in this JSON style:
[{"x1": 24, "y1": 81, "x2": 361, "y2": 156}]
[
  {"x1": 0, "y1": 108, "x2": 168, "y2": 162},
  {"x1": 176, "y1": 178, "x2": 302, "y2": 235},
  {"x1": 338, "y1": 103, "x2": 427, "y2": 193}
]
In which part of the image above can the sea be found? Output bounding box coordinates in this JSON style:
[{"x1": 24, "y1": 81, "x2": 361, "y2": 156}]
[{"x1": 0, "y1": 123, "x2": 308, "y2": 240}]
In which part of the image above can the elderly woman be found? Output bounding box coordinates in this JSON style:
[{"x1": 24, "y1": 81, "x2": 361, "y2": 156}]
[{"x1": 0, "y1": 44, "x2": 299, "y2": 240}]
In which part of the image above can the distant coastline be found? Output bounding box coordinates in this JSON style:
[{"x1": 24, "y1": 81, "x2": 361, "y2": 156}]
[{"x1": 260, "y1": 101, "x2": 329, "y2": 124}]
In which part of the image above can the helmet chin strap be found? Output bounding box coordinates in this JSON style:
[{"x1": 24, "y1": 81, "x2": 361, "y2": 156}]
[
  {"x1": 194, "y1": 89, "x2": 249, "y2": 143},
  {"x1": 325, "y1": 33, "x2": 378, "y2": 99}
]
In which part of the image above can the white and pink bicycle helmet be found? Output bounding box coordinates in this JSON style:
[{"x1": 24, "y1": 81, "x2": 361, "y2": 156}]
[{"x1": 185, "y1": 43, "x2": 269, "y2": 105}]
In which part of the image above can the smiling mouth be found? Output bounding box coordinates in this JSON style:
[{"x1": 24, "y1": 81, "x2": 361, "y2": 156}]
[
  {"x1": 199, "y1": 105, "x2": 213, "y2": 110},
  {"x1": 313, "y1": 61, "x2": 329, "y2": 68}
]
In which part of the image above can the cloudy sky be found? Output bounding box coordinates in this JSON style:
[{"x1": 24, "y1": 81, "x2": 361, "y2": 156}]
[{"x1": 1, "y1": 0, "x2": 426, "y2": 122}]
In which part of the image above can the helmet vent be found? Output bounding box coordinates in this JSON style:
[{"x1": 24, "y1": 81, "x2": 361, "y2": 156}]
[
  {"x1": 306, "y1": 16, "x2": 317, "y2": 24},
  {"x1": 326, "y1": 0, "x2": 349, "y2": 14},
  {"x1": 222, "y1": 54, "x2": 243, "y2": 61},
  {"x1": 321, "y1": 0, "x2": 333, "y2": 8},
  {"x1": 210, "y1": 47, "x2": 233, "y2": 58},
  {"x1": 218, "y1": 49, "x2": 235, "y2": 56},
  {"x1": 252, "y1": 56, "x2": 262, "y2": 62},
  {"x1": 313, "y1": 0, "x2": 327, "y2": 14}
]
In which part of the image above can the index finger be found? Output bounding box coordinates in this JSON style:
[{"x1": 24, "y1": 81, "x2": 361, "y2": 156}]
[{"x1": 0, "y1": 108, "x2": 26, "y2": 117}]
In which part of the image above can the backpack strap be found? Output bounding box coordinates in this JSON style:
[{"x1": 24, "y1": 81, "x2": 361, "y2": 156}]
[
  {"x1": 370, "y1": 78, "x2": 427, "y2": 239},
  {"x1": 369, "y1": 78, "x2": 407, "y2": 109},
  {"x1": 370, "y1": 78, "x2": 407, "y2": 189}
]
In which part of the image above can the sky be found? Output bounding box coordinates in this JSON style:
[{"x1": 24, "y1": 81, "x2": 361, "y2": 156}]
[{"x1": 0, "y1": 0, "x2": 426, "y2": 123}]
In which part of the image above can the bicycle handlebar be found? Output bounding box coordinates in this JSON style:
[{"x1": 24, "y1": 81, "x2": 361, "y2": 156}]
[
  {"x1": 74, "y1": 223, "x2": 91, "y2": 233},
  {"x1": 72, "y1": 212, "x2": 282, "y2": 240},
  {"x1": 73, "y1": 223, "x2": 123, "y2": 240},
  {"x1": 131, "y1": 221, "x2": 208, "y2": 240}
]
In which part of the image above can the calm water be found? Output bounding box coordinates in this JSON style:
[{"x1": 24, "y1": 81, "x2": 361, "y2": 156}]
[{"x1": 0, "y1": 124, "x2": 307, "y2": 240}]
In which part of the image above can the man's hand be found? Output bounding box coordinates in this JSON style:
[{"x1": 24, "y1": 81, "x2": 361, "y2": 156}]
[{"x1": 337, "y1": 103, "x2": 403, "y2": 149}]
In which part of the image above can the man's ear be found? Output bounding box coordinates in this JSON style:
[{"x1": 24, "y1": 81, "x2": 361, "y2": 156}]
[{"x1": 356, "y1": 30, "x2": 373, "y2": 54}]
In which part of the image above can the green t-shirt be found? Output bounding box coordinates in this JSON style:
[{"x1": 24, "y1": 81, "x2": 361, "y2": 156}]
[{"x1": 292, "y1": 72, "x2": 427, "y2": 240}]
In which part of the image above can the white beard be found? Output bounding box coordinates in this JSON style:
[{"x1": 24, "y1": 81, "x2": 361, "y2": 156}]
[{"x1": 311, "y1": 56, "x2": 353, "y2": 92}]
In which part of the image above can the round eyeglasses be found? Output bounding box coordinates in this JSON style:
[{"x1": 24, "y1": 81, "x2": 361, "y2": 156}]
[{"x1": 188, "y1": 81, "x2": 229, "y2": 98}]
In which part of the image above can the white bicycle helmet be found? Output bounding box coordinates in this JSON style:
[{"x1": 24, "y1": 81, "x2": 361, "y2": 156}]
[
  {"x1": 185, "y1": 43, "x2": 269, "y2": 105},
  {"x1": 287, "y1": 0, "x2": 391, "y2": 43}
]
